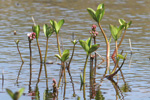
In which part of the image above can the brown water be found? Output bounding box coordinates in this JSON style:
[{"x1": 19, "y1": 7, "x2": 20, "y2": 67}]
[{"x1": 0, "y1": 0, "x2": 150, "y2": 100}]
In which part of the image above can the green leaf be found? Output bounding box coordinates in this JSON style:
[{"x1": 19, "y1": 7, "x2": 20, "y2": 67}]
[
  {"x1": 88, "y1": 44, "x2": 100, "y2": 54},
  {"x1": 97, "y1": 3, "x2": 104, "y2": 10},
  {"x1": 86, "y1": 37, "x2": 92, "y2": 48},
  {"x1": 55, "y1": 54, "x2": 61, "y2": 61},
  {"x1": 109, "y1": 24, "x2": 124, "y2": 41},
  {"x1": 79, "y1": 40, "x2": 89, "y2": 54},
  {"x1": 118, "y1": 54, "x2": 124, "y2": 59},
  {"x1": 32, "y1": 25, "x2": 40, "y2": 39},
  {"x1": 6, "y1": 89, "x2": 14, "y2": 99},
  {"x1": 54, "y1": 21, "x2": 59, "y2": 34},
  {"x1": 96, "y1": 9, "x2": 102, "y2": 23},
  {"x1": 127, "y1": 21, "x2": 132, "y2": 29},
  {"x1": 43, "y1": 24, "x2": 53, "y2": 38},
  {"x1": 58, "y1": 19, "x2": 64, "y2": 31},
  {"x1": 119, "y1": 19, "x2": 126, "y2": 25},
  {"x1": 80, "y1": 73, "x2": 83, "y2": 85},
  {"x1": 109, "y1": 24, "x2": 118, "y2": 41},
  {"x1": 52, "y1": 19, "x2": 64, "y2": 34},
  {"x1": 119, "y1": 19, "x2": 132, "y2": 30},
  {"x1": 117, "y1": 25, "x2": 125, "y2": 39},
  {"x1": 50, "y1": 20, "x2": 54, "y2": 28},
  {"x1": 96, "y1": 3, "x2": 105, "y2": 22},
  {"x1": 124, "y1": 53, "x2": 128, "y2": 60},
  {"x1": 43, "y1": 24, "x2": 48, "y2": 37},
  {"x1": 61, "y1": 49, "x2": 70, "y2": 62},
  {"x1": 71, "y1": 40, "x2": 78, "y2": 45},
  {"x1": 18, "y1": 88, "x2": 25, "y2": 99},
  {"x1": 87, "y1": 8, "x2": 97, "y2": 22}
]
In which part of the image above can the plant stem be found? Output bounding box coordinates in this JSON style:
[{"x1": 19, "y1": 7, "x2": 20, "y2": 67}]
[
  {"x1": 36, "y1": 39, "x2": 43, "y2": 63},
  {"x1": 93, "y1": 37, "x2": 97, "y2": 76},
  {"x1": 68, "y1": 44, "x2": 75, "y2": 69},
  {"x1": 58, "y1": 64, "x2": 64, "y2": 88},
  {"x1": 98, "y1": 23, "x2": 110, "y2": 75},
  {"x1": 29, "y1": 39, "x2": 32, "y2": 93},
  {"x1": 111, "y1": 30, "x2": 126, "y2": 63},
  {"x1": 63, "y1": 62, "x2": 66, "y2": 83},
  {"x1": 16, "y1": 44, "x2": 24, "y2": 63},
  {"x1": 56, "y1": 33, "x2": 61, "y2": 56},
  {"x1": 44, "y1": 37, "x2": 49, "y2": 63},
  {"x1": 115, "y1": 41, "x2": 118, "y2": 57},
  {"x1": 29, "y1": 39, "x2": 32, "y2": 65},
  {"x1": 83, "y1": 55, "x2": 89, "y2": 84}
]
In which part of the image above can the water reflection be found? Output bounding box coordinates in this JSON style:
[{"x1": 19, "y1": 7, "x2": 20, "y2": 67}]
[{"x1": 16, "y1": 62, "x2": 24, "y2": 84}]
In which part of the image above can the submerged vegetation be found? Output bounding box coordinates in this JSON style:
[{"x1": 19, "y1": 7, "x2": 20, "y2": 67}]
[{"x1": 8, "y1": 3, "x2": 132, "y2": 100}]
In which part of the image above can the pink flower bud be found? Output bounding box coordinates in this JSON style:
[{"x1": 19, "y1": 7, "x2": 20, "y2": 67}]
[
  {"x1": 92, "y1": 24, "x2": 97, "y2": 31},
  {"x1": 27, "y1": 32, "x2": 36, "y2": 40},
  {"x1": 95, "y1": 31, "x2": 98, "y2": 36}
]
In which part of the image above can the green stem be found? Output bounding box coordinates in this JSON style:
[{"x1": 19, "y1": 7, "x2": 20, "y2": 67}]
[
  {"x1": 63, "y1": 62, "x2": 66, "y2": 83},
  {"x1": 17, "y1": 44, "x2": 24, "y2": 63},
  {"x1": 56, "y1": 33, "x2": 61, "y2": 56},
  {"x1": 44, "y1": 37, "x2": 49, "y2": 63},
  {"x1": 111, "y1": 30, "x2": 126, "y2": 63},
  {"x1": 36, "y1": 39, "x2": 43, "y2": 63},
  {"x1": 83, "y1": 55, "x2": 89, "y2": 84},
  {"x1": 98, "y1": 23, "x2": 110, "y2": 75}
]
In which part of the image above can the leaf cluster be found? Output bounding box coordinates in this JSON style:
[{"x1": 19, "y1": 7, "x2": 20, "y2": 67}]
[
  {"x1": 50, "y1": 19, "x2": 64, "y2": 34},
  {"x1": 109, "y1": 24, "x2": 124, "y2": 41},
  {"x1": 43, "y1": 24, "x2": 54, "y2": 38},
  {"x1": 87, "y1": 3, "x2": 105, "y2": 23},
  {"x1": 6, "y1": 88, "x2": 25, "y2": 100},
  {"x1": 32, "y1": 25, "x2": 40, "y2": 39},
  {"x1": 79, "y1": 37, "x2": 100, "y2": 55},
  {"x1": 55, "y1": 49, "x2": 70, "y2": 62}
]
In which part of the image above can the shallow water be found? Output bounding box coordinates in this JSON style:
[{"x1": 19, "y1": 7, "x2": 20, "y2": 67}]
[{"x1": 0, "y1": 0, "x2": 150, "y2": 100}]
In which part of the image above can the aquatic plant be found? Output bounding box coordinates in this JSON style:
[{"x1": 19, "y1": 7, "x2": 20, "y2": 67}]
[
  {"x1": 111, "y1": 19, "x2": 132, "y2": 63},
  {"x1": 32, "y1": 25, "x2": 43, "y2": 63},
  {"x1": 87, "y1": 3, "x2": 111, "y2": 74},
  {"x1": 6, "y1": 88, "x2": 25, "y2": 100},
  {"x1": 27, "y1": 32, "x2": 36, "y2": 65},
  {"x1": 50, "y1": 19, "x2": 64, "y2": 56},
  {"x1": 15, "y1": 40, "x2": 24, "y2": 63},
  {"x1": 43, "y1": 24, "x2": 54, "y2": 63},
  {"x1": 79, "y1": 37, "x2": 100, "y2": 84},
  {"x1": 90, "y1": 24, "x2": 99, "y2": 75},
  {"x1": 55, "y1": 49, "x2": 70, "y2": 86},
  {"x1": 87, "y1": 3, "x2": 132, "y2": 76}
]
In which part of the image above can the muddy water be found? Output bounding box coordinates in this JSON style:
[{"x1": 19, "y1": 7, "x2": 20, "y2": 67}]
[{"x1": 0, "y1": 0, "x2": 150, "y2": 100}]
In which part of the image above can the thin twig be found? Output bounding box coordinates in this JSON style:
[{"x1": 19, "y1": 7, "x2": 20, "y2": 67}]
[
  {"x1": 129, "y1": 38, "x2": 133, "y2": 55},
  {"x1": 31, "y1": 16, "x2": 36, "y2": 26},
  {"x1": 94, "y1": 51, "x2": 105, "y2": 66}
]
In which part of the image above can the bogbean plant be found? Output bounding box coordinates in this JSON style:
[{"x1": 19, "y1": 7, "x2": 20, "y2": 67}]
[
  {"x1": 87, "y1": 3, "x2": 132, "y2": 76},
  {"x1": 79, "y1": 37, "x2": 100, "y2": 84}
]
